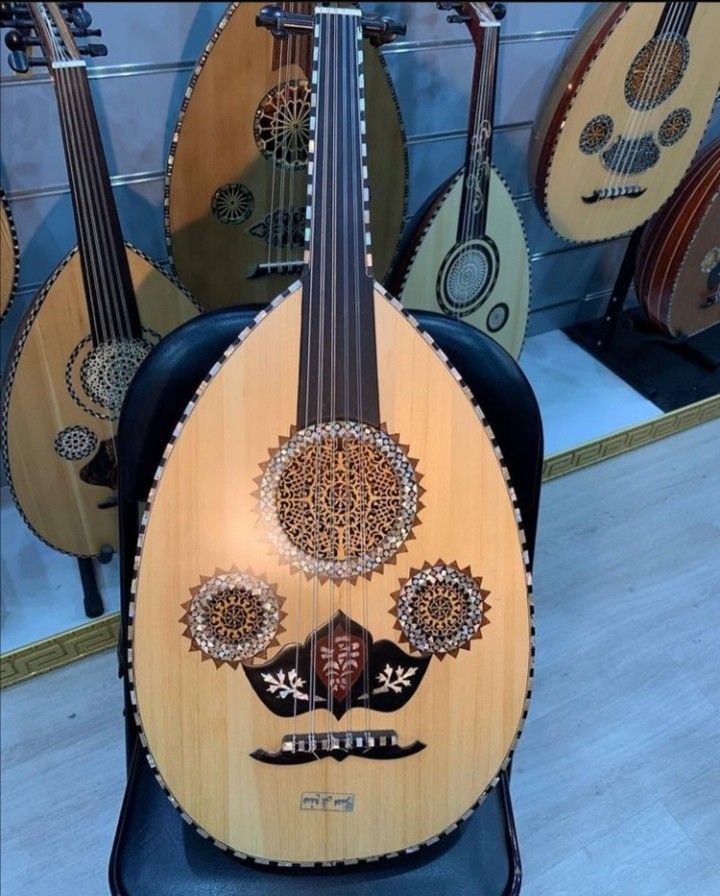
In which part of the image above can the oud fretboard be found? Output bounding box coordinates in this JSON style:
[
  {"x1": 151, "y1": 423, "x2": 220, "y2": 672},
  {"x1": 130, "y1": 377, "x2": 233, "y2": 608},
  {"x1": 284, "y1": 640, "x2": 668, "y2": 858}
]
[{"x1": 297, "y1": 8, "x2": 379, "y2": 428}]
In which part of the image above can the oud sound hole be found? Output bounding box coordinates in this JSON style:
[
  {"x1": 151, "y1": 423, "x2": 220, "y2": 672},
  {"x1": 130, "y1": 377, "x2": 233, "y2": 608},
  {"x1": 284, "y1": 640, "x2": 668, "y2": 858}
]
[
  {"x1": 487, "y1": 303, "x2": 509, "y2": 333},
  {"x1": 65, "y1": 331, "x2": 159, "y2": 420},
  {"x1": 181, "y1": 570, "x2": 286, "y2": 667},
  {"x1": 437, "y1": 238, "x2": 499, "y2": 317},
  {"x1": 211, "y1": 182, "x2": 253, "y2": 224},
  {"x1": 259, "y1": 422, "x2": 421, "y2": 581},
  {"x1": 254, "y1": 79, "x2": 311, "y2": 169},
  {"x1": 658, "y1": 107, "x2": 692, "y2": 146},
  {"x1": 53, "y1": 425, "x2": 98, "y2": 461},
  {"x1": 624, "y1": 36, "x2": 689, "y2": 111},
  {"x1": 578, "y1": 114, "x2": 614, "y2": 155},
  {"x1": 393, "y1": 562, "x2": 490, "y2": 657}
]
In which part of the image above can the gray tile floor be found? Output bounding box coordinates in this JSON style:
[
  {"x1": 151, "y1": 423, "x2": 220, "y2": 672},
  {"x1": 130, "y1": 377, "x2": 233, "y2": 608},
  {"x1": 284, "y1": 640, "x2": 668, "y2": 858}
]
[{"x1": 2, "y1": 419, "x2": 719, "y2": 895}]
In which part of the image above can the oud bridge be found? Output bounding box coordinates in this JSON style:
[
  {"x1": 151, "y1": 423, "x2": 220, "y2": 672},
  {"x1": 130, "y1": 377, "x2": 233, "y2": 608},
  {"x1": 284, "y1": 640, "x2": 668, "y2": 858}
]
[
  {"x1": 251, "y1": 729, "x2": 426, "y2": 765},
  {"x1": 582, "y1": 185, "x2": 646, "y2": 204},
  {"x1": 247, "y1": 260, "x2": 304, "y2": 279}
]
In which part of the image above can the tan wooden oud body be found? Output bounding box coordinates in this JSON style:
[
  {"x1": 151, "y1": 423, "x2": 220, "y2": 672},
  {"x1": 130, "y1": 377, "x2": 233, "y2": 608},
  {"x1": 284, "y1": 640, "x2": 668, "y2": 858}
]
[
  {"x1": 396, "y1": 168, "x2": 530, "y2": 359},
  {"x1": 530, "y1": 2, "x2": 720, "y2": 243},
  {"x1": 1, "y1": 187, "x2": 19, "y2": 319},
  {"x1": 166, "y1": 2, "x2": 407, "y2": 309},
  {"x1": 636, "y1": 138, "x2": 720, "y2": 337},
  {"x1": 2, "y1": 247, "x2": 198, "y2": 557},
  {"x1": 131, "y1": 286, "x2": 532, "y2": 865}
]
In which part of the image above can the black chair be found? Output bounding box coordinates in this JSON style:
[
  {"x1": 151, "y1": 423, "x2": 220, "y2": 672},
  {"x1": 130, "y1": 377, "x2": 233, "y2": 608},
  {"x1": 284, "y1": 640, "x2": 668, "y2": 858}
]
[{"x1": 109, "y1": 306, "x2": 543, "y2": 896}]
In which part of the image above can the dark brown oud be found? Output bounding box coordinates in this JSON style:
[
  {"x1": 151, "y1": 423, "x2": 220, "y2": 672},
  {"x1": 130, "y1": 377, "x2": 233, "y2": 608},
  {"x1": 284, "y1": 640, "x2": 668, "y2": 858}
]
[
  {"x1": 636, "y1": 138, "x2": 720, "y2": 337},
  {"x1": 131, "y1": 5, "x2": 532, "y2": 866},
  {"x1": 0, "y1": 2, "x2": 198, "y2": 556}
]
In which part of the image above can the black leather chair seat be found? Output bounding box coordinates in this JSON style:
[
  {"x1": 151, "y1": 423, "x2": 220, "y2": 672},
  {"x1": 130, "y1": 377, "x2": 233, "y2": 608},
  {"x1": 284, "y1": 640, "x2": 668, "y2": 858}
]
[
  {"x1": 110, "y1": 305, "x2": 543, "y2": 895},
  {"x1": 110, "y1": 745, "x2": 519, "y2": 895}
]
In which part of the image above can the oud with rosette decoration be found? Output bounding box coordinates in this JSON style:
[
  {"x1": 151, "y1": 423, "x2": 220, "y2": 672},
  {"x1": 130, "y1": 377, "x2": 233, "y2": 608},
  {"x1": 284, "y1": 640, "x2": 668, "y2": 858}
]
[
  {"x1": 165, "y1": 1, "x2": 407, "y2": 310},
  {"x1": 636, "y1": 137, "x2": 720, "y2": 338},
  {"x1": 388, "y1": 1, "x2": 530, "y2": 359},
  {"x1": 131, "y1": 5, "x2": 532, "y2": 866},
  {"x1": 530, "y1": 2, "x2": 720, "y2": 243},
  {"x1": 0, "y1": 186, "x2": 20, "y2": 320},
  {"x1": 0, "y1": 2, "x2": 198, "y2": 558}
]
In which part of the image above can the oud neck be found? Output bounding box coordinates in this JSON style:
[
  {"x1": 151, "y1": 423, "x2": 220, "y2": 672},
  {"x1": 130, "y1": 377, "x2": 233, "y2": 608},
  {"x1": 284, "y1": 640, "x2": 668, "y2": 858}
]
[
  {"x1": 297, "y1": 7, "x2": 379, "y2": 427},
  {"x1": 51, "y1": 59, "x2": 141, "y2": 344},
  {"x1": 458, "y1": 12, "x2": 500, "y2": 241},
  {"x1": 655, "y1": 2, "x2": 697, "y2": 38}
]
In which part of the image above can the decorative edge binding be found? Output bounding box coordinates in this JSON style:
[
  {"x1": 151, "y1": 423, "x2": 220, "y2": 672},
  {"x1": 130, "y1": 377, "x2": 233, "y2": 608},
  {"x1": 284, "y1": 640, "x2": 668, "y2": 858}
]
[
  {"x1": 393, "y1": 164, "x2": 532, "y2": 358},
  {"x1": 537, "y1": 4, "x2": 720, "y2": 245},
  {"x1": 640, "y1": 139, "x2": 720, "y2": 335},
  {"x1": 162, "y1": 2, "x2": 409, "y2": 284},
  {"x1": 0, "y1": 243, "x2": 199, "y2": 559},
  {"x1": 0, "y1": 185, "x2": 20, "y2": 321},
  {"x1": 126, "y1": 267, "x2": 535, "y2": 866}
]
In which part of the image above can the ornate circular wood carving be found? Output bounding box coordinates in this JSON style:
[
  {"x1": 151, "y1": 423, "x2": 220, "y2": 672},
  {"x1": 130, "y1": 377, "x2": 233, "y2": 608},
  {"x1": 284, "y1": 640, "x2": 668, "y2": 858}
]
[
  {"x1": 181, "y1": 569, "x2": 285, "y2": 667},
  {"x1": 658, "y1": 107, "x2": 692, "y2": 147},
  {"x1": 211, "y1": 182, "x2": 254, "y2": 224},
  {"x1": 624, "y1": 36, "x2": 688, "y2": 111},
  {"x1": 393, "y1": 562, "x2": 490, "y2": 658},
  {"x1": 253, "y1": 79, "x2": 311, "y2": 170},
  {"x1": 259, "y1": 422, "x2": 421, "y2": 580},
  {"x1": 53, "y1": 425, "x2": 98, "y2": 461},
  {"x1": 578, "y1": 114, "x2": 614, "y2": 155},
  {"x1": 66, "y1": 333, "x2": 157, "y2": 420},
  {"x1": 437, "y1": 238, "x2": 499, "y2": 317}
]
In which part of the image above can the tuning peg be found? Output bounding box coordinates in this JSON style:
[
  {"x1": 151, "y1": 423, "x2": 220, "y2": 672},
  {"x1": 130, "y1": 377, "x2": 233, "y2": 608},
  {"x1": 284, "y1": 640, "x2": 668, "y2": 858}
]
[
  {"x1": 80, "y1": 41, "x2": 106, "y2": 57},
  {"x1": 447, "y1": 13, "x2": 470, "y2": 23},
  {"x1": 4, "y1": 28, "x2": 24, "y2": 50},
  {"x1": 7, "y1": 47, "x2": 28, "y2": 72},
  {"x1": 71, "y1": 7, "x2": 91, "y2": 28},
  {"x1": 489, "y1": 2, "x2": 506, "y2": 20},
  {"x1": 70, "y1": 26, "x2": 101, "y2": 38}
]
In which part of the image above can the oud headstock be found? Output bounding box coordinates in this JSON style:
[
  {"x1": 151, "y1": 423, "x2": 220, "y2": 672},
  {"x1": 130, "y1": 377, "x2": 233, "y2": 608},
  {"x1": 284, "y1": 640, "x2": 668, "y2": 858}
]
[
  {"x1": 0, "y1": 2, "x2": 106, "y2": 75},
  {"x1": 437, "y1": 2, "x2": 506, "y2": 26}
]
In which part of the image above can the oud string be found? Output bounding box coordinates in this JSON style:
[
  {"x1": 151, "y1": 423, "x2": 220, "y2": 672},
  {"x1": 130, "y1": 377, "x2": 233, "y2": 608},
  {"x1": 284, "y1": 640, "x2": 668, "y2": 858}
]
[
  {"x1": 58, "y1": 65, "x2": 123, "y2": 344},
  {"x1": 276, "y1": 1, "x2": 291, "y2": 273},
  {"x1": 37, "y1": 4, "x2": 109, "y2": 345},
  {"x1": 328, "y1": 8, "x2": 340, "y2": 739},
  {"x1": 267, "y1": 4, "x2": 285, "y2": 275},
  {"x1": 309, "y1": 5, "x2": 333, "y2": 751},
  {"x1": 622, "y1": 2, "x2": 691, "y2": 187},
  {"x1": 54, "y1": 65, "x2": 109, "y2": 345},
  {"x1": 341, "y1": 11, "x2": 353, "y2": 733},
  {"x1": 72, "y1": 66, "x2": 135, "y2": 342},
  {"x1": 604, "y1": 3, "x2": 684, "y2": 196},
  {"x1": 610, "y1": 2, "x2": 680, "y2": 190},
  {"x1": 351, "y1": 12, "x2": 373, "y2": 745}
]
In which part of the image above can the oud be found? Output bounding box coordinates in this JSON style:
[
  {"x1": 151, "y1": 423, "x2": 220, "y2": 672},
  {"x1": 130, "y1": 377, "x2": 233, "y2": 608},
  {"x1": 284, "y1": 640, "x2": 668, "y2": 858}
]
[
  {"x1": 165, "y1": 1, "x2": 407, "y2": 310},
  {"x1": 530, "y1": 2, "x2": 720, "y2": 243},
  {"x1": 1, "y1": 2, "x2": 198, "y2": 557},
  {"x1": 0, "y1": 185, "x2": 19, "y2": 320},
  {"x1": 388, "y1": 2, "x2": 530, "y2": 359},
  {"x1": 636, "y1": 137, "x2": 720, "y2": 337},
  {"x1": 131, "y1": 6, "x2": 531, "y2": 865}
]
